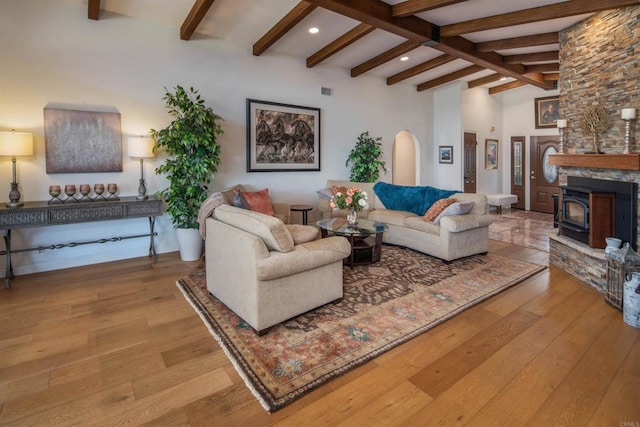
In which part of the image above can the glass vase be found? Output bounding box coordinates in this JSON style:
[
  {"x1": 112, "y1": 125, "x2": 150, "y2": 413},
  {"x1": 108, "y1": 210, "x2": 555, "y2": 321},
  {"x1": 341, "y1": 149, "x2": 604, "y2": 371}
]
[{"x1": 346, "y1": 207, "x2": 358, "y2": 228}]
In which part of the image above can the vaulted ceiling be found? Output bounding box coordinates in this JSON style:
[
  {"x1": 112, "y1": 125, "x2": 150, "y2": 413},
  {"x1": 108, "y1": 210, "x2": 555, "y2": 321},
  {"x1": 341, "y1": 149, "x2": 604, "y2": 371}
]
[{"x1": 85, "y1": 0, "x2": 637, "y2": 94}]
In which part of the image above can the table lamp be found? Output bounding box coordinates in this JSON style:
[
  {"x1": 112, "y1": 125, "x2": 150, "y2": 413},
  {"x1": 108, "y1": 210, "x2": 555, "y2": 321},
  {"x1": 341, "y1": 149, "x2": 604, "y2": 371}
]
[
  {"x1": 128, "y1": 135, "x2": 156, "y2": 200},
  {"x1": 0, "y1": 130, "x2": 33, "y2": 208}
]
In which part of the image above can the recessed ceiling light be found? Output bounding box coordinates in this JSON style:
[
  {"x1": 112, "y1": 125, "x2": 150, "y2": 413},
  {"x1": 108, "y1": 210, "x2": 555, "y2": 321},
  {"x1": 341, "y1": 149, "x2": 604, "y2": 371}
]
[
  {"x1": 400, "y1": 56, "x2": 409, "y2": 61},
  {"x1": 499, "y1": 77, "x2": 508, "y2": 81},
  {"x1": 309, "y1": 27, "x2": 319, "y2": 34}
]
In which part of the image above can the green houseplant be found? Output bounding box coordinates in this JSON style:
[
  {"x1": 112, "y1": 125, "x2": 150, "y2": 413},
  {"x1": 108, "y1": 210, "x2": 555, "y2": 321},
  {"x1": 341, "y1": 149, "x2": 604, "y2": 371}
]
[
  {"x1": 151, "y1": 85, "x2": 223, "y2": 260},
  {"x1": 345, "y1": 131, "x2": 386, "y2": 182}
]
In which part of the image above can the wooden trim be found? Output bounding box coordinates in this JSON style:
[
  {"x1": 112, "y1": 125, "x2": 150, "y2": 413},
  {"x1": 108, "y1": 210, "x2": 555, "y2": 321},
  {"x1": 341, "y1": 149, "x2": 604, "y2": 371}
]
[
  {"x1": 548, "y1": 154, "x2": 640, "y2": 171},
  {"x1": 88, "y1": 0, "x2": 100, "y2": 20}
]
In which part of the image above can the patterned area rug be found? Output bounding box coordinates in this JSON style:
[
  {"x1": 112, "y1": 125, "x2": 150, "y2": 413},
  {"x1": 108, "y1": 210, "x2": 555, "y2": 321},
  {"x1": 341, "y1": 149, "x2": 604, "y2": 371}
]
[{"x1": 177, "y1": 245, "x2": 545, "y2": 413}]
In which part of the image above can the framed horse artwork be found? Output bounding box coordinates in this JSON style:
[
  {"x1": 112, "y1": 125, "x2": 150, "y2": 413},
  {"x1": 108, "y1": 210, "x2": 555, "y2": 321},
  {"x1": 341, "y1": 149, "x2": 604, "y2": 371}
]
[{"x1": 246, "y1": 99, "x2": 321, "y2": 172}]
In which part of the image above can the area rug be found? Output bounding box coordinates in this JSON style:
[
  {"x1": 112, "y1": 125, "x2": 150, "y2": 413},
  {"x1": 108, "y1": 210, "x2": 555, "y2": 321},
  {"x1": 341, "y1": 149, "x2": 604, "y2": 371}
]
[{"x1": 177, "y1": 245, "x2": 545, "y2": 413}]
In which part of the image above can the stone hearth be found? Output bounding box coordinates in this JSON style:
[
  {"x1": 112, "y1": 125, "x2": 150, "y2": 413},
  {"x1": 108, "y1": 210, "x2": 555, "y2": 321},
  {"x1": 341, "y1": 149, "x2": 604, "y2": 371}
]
[{"x1": 548, "y1": 231, "x2": 607, "y2": 292}]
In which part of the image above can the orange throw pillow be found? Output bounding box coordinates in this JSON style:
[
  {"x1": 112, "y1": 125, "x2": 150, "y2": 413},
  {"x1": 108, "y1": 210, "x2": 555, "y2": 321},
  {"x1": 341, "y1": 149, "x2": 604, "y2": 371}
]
[
  {"x1": 241, "y1": 188, "x2": 276, "y2": 217},
  {"x1": 423, "y1": 198, "x2": 455, "y2": 221}
]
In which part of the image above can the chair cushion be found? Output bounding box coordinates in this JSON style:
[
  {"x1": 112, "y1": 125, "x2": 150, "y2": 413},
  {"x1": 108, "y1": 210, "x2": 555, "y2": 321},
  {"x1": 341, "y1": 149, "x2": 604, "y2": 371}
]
[
  {"x1": 285, "y1": 224, "x2": 320, "y2": 244},
  {"x1": 213, "y1": 205, "x2": 294, "y2": 253}
]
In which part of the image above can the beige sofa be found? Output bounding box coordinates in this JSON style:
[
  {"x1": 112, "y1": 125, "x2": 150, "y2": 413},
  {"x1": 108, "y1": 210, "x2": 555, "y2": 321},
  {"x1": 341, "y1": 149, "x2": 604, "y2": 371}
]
[
  {"x1": 315, "y1": 180, "x2": 493, "y2": 262},
  {"x1": 205, "y1": 204, "x2": 351, "y2": 334}
]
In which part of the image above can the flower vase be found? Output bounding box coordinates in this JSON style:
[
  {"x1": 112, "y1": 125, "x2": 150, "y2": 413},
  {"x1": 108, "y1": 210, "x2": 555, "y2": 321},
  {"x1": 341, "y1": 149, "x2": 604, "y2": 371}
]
[{"x1": 346, "y1": 208, "x2": 358, "y2": 228}]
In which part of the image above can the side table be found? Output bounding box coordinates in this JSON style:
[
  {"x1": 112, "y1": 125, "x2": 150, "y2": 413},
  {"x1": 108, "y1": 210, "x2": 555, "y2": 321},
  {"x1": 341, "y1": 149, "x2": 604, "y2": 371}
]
[{"x1": 290, "y1": 204, "x2": 313, "y2": 225}]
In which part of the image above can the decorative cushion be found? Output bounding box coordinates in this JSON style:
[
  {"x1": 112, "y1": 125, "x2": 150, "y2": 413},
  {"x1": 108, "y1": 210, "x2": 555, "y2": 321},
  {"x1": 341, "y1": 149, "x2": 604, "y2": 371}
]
[
  {"x1": 433, "y1": 201, "x2": 475, "y2": 225},
  {"x1": 240, "y1": 188, "x2": 276, "y2": 216},
  {"x1": 373, "y1": 182, "x2": 459, "y2": 216},
  {"x1": 221, "y1": 184, "x2": 243, "y2": 204},
  {"x1": 423, "y1": 198, "x2": 455, "y2": 222},
  {"x1": 285, "y1": 224, "x2": 319, "y2": 244},
  {"x1": 233, "y1": 189, "x2": 249, "y2": 209},
  {"x1": 213, "y1": 204, "x2": 294, "y2": 253},
  {"x1": 316, "y1": 188, "x2": 334, "y2": 200}
]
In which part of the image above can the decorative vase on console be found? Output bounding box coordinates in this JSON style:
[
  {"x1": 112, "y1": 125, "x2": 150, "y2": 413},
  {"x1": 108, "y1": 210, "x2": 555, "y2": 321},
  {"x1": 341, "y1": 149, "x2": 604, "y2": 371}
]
[{"x1": 346, "y1": 207, "x2": 358, "y2": 228}]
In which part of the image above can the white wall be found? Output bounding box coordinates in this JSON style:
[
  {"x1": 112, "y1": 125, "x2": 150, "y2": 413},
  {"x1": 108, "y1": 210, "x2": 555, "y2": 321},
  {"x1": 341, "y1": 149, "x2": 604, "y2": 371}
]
[
  {"x1": 432, "y1": 83, "x2": 463, "y2": 190},
  {"x1": 0, "y1": 0, "x2": 431, "y2": 276}
]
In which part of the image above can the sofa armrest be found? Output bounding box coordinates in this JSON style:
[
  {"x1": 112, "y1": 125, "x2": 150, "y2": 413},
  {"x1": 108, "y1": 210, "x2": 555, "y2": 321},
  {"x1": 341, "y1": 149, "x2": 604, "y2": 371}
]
[
  {"x1": 439, "y1": 214, "x2": 494, "y2": 233},
  {"x1": 272, "y1": 202, "x2": 290, "y2": 224},
  {"x1": 256, "y1": 236, "x2": 350, "y2": 281}
]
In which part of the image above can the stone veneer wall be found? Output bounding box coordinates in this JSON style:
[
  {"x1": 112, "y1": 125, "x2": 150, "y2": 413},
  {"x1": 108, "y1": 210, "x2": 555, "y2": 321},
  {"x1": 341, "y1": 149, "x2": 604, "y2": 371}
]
[
  {"x1": 560, "y1": 6, "x2": 640, "y2": 153},
  {"x1": 549, "y1": 232, "x2": 607, "y2": 293}
]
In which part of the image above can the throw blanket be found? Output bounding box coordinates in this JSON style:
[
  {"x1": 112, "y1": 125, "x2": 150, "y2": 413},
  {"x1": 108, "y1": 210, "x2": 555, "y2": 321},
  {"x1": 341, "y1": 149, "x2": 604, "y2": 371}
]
[
  {"x1": 373, "y1": 182, "x2": 459, "y2": 216},
  {"x1": 197, "y1": 192, "x2": 229, "y2": 238}
]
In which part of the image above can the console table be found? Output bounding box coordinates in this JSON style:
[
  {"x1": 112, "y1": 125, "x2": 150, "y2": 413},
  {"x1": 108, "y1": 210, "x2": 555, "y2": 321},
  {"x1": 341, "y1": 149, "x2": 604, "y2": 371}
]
[{"x1": 0, "y1": 196, "x2": 162, "y2": 289}]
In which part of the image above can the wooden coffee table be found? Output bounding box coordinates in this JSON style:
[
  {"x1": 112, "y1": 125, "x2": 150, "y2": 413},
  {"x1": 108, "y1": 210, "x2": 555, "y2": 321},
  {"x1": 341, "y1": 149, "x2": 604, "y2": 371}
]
[{"x1": 316, "y1": 218, "x2": 388, "y2": 268}]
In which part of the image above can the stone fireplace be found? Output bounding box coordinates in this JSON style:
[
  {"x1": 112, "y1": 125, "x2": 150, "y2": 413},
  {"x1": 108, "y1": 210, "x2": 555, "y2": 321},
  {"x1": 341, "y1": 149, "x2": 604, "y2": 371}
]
[{"x1": 547, "y1": 158, "x2": 640, "y2": 292}]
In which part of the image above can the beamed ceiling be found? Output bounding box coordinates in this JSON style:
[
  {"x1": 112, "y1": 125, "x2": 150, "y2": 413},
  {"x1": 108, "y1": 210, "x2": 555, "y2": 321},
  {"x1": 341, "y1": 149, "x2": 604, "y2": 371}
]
[{"x1": 85, "y1": 0, "x2": 638, "y2": 94}]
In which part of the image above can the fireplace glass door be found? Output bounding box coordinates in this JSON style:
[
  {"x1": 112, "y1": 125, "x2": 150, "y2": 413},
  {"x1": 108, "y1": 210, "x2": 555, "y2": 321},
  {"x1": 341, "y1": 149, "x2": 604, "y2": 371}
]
[{"x1": 563, "y1": 198, "x2": 588, "y2": 230}]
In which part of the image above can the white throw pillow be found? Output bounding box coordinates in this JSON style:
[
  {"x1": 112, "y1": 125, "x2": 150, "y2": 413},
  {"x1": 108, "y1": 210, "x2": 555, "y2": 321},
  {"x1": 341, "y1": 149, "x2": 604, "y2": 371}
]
[{"x1": 433, "y1": 201, "x2": 474, "y2": 225}]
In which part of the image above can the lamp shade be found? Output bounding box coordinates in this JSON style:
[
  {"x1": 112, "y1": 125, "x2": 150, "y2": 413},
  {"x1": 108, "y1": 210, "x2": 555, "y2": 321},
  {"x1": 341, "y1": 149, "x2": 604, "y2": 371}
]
[
  {"x1": 0, "y1": 131, "x2": 33, "y2": 156},
  {"x1": 127, "y1": 136, "x2": 156, "y2": 158}
]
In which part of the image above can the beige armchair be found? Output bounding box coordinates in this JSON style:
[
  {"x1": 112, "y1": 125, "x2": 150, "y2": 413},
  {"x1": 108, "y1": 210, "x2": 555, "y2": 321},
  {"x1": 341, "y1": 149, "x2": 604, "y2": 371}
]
[{"x1": 205, "y1": 205, "x2": 351, "y2": 334}]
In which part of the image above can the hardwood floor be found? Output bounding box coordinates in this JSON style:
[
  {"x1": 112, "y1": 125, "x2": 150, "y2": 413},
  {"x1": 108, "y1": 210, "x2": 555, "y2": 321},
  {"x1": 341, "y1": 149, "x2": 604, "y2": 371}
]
[{"x1": 1, "y1": 239, "x2": 639, "y2": 425}]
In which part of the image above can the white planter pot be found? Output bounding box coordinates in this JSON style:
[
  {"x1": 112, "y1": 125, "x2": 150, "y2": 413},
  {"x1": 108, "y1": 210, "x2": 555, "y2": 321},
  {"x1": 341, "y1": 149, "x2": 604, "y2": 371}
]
[{"x1": 175, "y1": 228, "x2": 203, "y2": 261}]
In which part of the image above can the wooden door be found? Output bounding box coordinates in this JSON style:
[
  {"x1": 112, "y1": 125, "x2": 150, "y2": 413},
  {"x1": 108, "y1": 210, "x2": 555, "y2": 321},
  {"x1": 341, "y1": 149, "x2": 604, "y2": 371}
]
[
  {"x1": 530, "y1": 136, "x2": 560, "y2": 213},
  {"x1": 510, "y1": 136, "x2": 525, "y2": 209},
  {"x1": 463, "y1": 132, "x2": 477, "y2": 193}
]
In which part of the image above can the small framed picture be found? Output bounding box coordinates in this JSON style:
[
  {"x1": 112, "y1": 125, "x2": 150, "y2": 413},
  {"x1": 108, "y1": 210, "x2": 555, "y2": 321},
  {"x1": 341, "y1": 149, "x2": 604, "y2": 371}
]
[
  {"x1": 438, "y1": 145, "x2": 453, "y2": 164},
  {"x1": 485, "y1": 139, "x2": 498, "y2": 169},
  {"x1": 534, "y1": 95, "x2": 560, "y2": 128}
]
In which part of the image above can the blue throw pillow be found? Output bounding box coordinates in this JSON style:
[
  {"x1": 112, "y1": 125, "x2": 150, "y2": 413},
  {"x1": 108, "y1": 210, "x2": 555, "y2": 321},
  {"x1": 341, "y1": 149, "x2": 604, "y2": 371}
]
[{"x1": 373, "y1": 182, "x2": 459, "y2": 216}]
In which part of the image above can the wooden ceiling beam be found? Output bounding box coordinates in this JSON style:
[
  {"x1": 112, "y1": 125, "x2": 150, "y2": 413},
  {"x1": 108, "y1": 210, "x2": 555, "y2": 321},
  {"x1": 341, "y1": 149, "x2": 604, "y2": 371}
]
[
  {"x1": 351, "y1": 40, "x2": 421, "y2": 77},
  {"x1": 504, "y1": 51, "x2": 558, "y2": 64},
  {"x1": 476, "y1": 32, "x2": 558, "y2": 53},
  {"x1": 180, "y1": 0, "x2": 216, "y2": 40},
  {"x1": 307, "y1": 23, "x2": 375, "y2": 67},
  {"x1": 303, "y1": 0, "x2": 437, "y2": 41},
  {"x1": 526, "y1": 63, "x2": 560, "y2": 73},
  {"x1": 467, "y1": 73, "x2": 504, "y2": 89},
  {"x1": 392, "y1": 0, "x2": 469, "y2": 17},
  {"x1": 416, "y1": 64, "x2": 484, "y2": 91},
  {"x1": 544, "y1": 72, "x2": 560, "y2": 81},
  {"x1": 253, "y1": 2, "x2": 317, "y2": 56},
  {"x1": 440, "y1": 0, "x2": 639, "y2": 37},
  {"x1": 306, "y1": 0, "x2": 554, "y2": 89},
  {"x1": 88, "y1": 0, "x2": 100, "y2": 20},
  {"x1": 387, "y1": 54, "x2": 456, "y2": 85},
  {"x1": 489, "y1": 80, "x2": 527, "y2": 95}
]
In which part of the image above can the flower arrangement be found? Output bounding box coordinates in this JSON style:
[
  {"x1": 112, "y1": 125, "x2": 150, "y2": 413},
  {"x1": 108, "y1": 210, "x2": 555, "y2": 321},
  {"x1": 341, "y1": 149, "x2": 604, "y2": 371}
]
[{"x1": 330, "y1": 186, "x2": 368, "y2": 212}]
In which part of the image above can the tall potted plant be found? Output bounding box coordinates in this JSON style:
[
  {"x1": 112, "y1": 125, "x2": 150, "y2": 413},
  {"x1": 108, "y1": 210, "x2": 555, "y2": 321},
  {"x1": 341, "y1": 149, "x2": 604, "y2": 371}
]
[
  {"x1": 345, "y1": 131, "x2": 387, "y2": 182},
  {"x1": 151, "y1": 85, "x2": 223, "y2": 261}
]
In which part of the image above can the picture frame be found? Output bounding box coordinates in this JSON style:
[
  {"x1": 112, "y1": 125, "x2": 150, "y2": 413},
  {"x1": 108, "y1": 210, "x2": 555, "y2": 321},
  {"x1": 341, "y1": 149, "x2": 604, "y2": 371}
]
[
  {"x1": 246, "y1": 99, "x2": 320, "y2": 172},
  {"x1": 534, "y1": 95, "x2": 560, "y2": 128},
  {"x1": 485, "y1": 139, "x2": 499, "y2": 170},
  {"x1": 438, "y1": 145, "x2": 453, "y2": 164}
]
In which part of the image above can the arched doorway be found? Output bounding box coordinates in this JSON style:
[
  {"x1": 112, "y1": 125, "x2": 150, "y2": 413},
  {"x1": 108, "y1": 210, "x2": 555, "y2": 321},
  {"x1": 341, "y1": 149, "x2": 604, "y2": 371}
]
[{"x1": 392, "y1": 130, "x2": 419, "y2": 186}]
